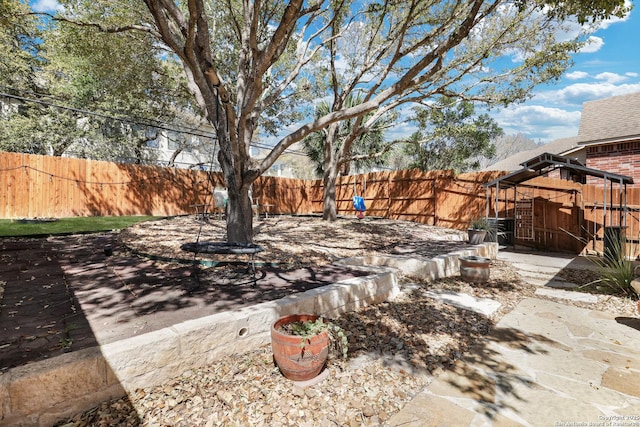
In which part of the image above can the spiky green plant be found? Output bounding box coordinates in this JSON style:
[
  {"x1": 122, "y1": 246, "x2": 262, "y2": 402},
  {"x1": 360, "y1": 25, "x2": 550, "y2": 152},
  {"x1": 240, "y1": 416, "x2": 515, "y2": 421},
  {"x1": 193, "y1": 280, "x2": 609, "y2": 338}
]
[
  {"x1": 470, "y1": 217, "x2": 491, "y2": 231},
  {"x1": 586, "y1": 236, "x2": 635, "y2": 297}
]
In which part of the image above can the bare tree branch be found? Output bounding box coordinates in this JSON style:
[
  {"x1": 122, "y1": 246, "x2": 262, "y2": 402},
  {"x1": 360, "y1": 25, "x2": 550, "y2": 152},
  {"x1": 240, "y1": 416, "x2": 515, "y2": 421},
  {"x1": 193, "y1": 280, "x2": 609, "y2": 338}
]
[{"x1": 341, "y1": 138, "x2": 407, "y2": 165}]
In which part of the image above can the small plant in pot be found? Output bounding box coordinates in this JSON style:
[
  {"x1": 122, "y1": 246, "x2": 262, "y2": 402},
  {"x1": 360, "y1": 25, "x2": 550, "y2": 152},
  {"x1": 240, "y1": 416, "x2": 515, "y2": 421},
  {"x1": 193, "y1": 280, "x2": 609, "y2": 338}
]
[
  {"x1": 468, "y1": 217, "x2": 491, "y2": 244},
  {"x1": 271, "y1": 314, "x2": 348, "y2": 381}
]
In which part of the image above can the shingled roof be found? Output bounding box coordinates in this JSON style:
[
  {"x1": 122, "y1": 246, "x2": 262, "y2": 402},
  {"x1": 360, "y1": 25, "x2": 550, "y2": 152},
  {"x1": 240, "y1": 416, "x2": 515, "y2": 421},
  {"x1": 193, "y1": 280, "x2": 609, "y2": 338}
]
[
  {"x1": 483, "y1": 137, "x2": 580, "y2": 171},
  {"x1": 577, "y1": 91, "x2": 640, "y2": 144}
]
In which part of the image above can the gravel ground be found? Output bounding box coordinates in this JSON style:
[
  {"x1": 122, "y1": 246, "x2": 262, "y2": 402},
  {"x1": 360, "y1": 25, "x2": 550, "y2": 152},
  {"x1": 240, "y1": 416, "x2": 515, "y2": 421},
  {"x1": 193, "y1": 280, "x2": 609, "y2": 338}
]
[
  {"x1": 57, "y1": 215, "x2": 638, "y2": 427},
  {"x1": 119, "y1": 215, "x2": 474, "y2": 267}
]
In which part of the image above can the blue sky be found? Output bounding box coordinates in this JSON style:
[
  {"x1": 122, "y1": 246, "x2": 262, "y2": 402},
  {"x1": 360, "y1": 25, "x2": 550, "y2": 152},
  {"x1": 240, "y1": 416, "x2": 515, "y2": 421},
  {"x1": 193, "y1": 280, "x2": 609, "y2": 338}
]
[
  {"x1": 31, "y1": 0, "x2": 640, "y2": 147},
  {"x1": 490, "y1": 4, "x2": 640, "y2": 144}
]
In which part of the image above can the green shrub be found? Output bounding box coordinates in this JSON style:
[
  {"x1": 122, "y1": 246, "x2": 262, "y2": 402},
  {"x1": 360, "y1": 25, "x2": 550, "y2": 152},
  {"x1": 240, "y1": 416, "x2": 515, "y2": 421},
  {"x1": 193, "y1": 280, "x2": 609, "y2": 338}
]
[
  {"x1": 287, "y1": 317, "x2": 348, "y2": 360},
  {"x1": 586, "y1": 237, "x2": 635, "y2": 297},
  {"x1": 470, "y1": 217, "x2": 491, "y2": 230}
]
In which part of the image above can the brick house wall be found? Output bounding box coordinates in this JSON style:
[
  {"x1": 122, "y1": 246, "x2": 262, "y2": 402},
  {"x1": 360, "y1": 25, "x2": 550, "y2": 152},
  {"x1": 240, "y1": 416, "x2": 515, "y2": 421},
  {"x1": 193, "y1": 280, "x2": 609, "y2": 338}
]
[{"x1": 585, "y1": 140, "x2": 640, "y2": 186}]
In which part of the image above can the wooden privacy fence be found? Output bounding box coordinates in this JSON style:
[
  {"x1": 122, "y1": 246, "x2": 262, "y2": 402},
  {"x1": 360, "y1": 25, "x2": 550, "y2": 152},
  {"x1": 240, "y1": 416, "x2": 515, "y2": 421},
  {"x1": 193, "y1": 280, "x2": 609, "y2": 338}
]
[
  {"x1": 0, "y1": 152, "x2": 219, "y2": 218},
  {"x1": 0, "y1": 152, "x2": 498, "y2": 226},
  {"x1": 3, "y1": 151, "x2": 640, "y2": 257},
  {"x1": 0, "y1": 152, "x2": 318, "y2": 218},
  {"x1": 306, "y1": 170, "x2": 503, "y2": 230}
]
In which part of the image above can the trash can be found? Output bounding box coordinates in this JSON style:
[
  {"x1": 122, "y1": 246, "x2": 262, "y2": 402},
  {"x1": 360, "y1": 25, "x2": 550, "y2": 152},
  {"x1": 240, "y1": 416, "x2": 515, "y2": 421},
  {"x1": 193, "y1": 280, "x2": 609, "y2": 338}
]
[{"x1": 603, "y1": 226, "x2": 626, "y2": 263}]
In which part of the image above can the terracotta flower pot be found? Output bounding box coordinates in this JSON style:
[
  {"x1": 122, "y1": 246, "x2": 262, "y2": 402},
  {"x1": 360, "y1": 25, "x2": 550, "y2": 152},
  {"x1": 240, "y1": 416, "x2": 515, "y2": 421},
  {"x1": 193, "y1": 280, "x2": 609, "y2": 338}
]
[{"x1": 271, "y1": 314, "x2": 329, "y2": 381}]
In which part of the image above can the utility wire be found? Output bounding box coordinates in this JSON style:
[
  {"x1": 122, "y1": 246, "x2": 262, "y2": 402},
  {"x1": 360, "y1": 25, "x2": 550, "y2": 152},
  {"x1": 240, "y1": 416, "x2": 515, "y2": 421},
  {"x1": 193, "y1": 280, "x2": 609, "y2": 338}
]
[
  {"x1": 0, "y1": 163, "x2": 167, "y2": 185},
  {"x1": 0, "y1": 90, "x2": 216, "y2": 139},
  {"x1": 0, "y1": 88, "x2": 310, "y2": 157},
  {"x1": 0, "y1": 84, "x2": 218, "y2": 139}
]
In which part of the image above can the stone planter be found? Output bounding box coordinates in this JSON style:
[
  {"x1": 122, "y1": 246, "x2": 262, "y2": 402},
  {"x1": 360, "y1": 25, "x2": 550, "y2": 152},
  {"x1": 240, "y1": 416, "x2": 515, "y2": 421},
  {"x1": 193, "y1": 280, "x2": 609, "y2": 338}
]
[
  {"x1": 631, "y1": 280, "x2": 640, "y2": 315},
  {"x1": 459, "y1": 255, "x2": 491, "y2": 283}
]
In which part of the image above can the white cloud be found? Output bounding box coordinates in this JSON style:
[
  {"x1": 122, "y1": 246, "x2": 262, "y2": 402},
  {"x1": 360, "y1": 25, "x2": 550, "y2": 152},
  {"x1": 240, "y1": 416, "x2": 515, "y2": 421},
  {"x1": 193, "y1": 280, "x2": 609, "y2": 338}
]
[
  {"x1": 571, "y1": 2, "x2": 630, "y2": 54},
  {"x1": 566, "y1": 71, "x2": 589, "y2": 80},
  {"x1": 592, "y1": 0, "x2": 632, "y2": 30},
  {"x1": 580, "y1": 36, "x2": 604, "y2": 53},
  {"x1": 31, "y1": 0, "x2": 62, "y2": 12},
  {"x1": 534, "y1": 81, "x2": 640, "y2": 106},
  {"x1": 492, "y1": 75, "x2": 640, "y2": 143},
  {"x1": 385, "y1": 74, "x2": 640, "y2": 145},
  {"x1": 594, "y1": 72, "x2": 628, "y2": 84},
  {"x1": 386, "y1": 121, "x2": 418, "y2": 142},
  {"x1": 497, "y1": 104, "x2": 580, "y2": 129},
  {"x1": 495, "y1": 105, "x2": 581, "y2": 143},
  {"x1": 626, "y1": 72, "x2": 639, "y2": 78}
]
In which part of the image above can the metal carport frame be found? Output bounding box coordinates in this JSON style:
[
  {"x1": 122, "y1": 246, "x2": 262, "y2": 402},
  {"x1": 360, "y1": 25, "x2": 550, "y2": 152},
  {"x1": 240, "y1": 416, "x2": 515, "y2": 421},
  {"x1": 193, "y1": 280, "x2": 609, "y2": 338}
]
[{"x1": 483, "y1": 152, "x2": 634, "y2": 248}]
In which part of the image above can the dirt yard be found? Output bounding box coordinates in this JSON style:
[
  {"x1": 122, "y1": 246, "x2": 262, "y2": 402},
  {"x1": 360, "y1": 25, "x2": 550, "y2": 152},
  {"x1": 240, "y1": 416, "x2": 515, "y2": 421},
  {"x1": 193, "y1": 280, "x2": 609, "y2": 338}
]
[
  {"x1": 47, "y1": 214, "x2": 637, "y2": 426},
  {"x1": 119, "y1": 214, "x2": 473, "y2": 267}
]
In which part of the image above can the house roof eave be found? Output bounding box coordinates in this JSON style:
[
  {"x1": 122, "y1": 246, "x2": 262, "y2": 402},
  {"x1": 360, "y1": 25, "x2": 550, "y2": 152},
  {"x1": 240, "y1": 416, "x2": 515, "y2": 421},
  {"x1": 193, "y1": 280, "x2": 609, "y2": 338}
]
[
  {"x1": 577, "y1": 134, "x2": 640, "y2": 147},
  {"x1": 559, "y1": 145, "x2": 585, "y2": 157}
]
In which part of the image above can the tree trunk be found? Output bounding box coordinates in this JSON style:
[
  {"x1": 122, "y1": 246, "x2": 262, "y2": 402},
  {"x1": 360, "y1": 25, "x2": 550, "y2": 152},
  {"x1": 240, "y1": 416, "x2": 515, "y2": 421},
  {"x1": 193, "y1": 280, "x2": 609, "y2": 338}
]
[
  {"x1": 322, "y1": 124, "x2": 340, "y2": 221},
  {"x1": 322, "y1": 168, "x2": 338, "y2": 221},
  {"x1": 225, "y1": 183, "x2": 253, "y2": 244},
  {"x1": 213, "y1": 109, "x2": 254, "y2": 244}
]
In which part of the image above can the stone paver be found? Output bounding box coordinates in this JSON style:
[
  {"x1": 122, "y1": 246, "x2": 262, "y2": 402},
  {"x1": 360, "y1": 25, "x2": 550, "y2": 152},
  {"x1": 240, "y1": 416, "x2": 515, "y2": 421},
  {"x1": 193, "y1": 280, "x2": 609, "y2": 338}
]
[
  {"x1": 496, "y1": 251, "x2": 596, "y2": 271},
  {"x1": 510, "y1": 262, "x2": 563, "y2": 276},
  {"x1": 519, "y1": 275, "x2": 579, "y2": 288},
  {"x1": 423, "y1": 289, "x2": 502, "y2": 317},
  {"x1": 388, "y1": 297, "x2": 640, "y2": 427},
  {"x1": 535, "y1": 287, "x2": 599, "y2": 303}
]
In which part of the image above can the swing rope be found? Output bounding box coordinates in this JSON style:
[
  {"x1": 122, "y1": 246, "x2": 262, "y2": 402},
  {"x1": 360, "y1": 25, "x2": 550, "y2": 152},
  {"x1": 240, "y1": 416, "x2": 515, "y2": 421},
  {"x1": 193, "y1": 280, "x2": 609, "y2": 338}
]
[{"x1": 192, "y1": 93, "x2": 222, "y2": 265}]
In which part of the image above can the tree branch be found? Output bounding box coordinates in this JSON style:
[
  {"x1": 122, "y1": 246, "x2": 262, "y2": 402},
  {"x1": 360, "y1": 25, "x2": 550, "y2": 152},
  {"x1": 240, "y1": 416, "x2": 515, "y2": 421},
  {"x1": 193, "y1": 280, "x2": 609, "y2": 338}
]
[{"x1": 28, "y1": 12, "x2": 159, "y2": 37}]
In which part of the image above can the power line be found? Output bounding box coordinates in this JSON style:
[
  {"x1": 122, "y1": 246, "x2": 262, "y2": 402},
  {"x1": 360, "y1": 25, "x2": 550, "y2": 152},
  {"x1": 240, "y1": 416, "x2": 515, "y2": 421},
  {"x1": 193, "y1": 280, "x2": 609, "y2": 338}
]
[
  {"x1": 0, "y1": 84, "x2": 219, "y2": 139},
  {"x1": 0, "y1": 163, "x2": 167, "y2": 185},
  {"x1": 0, "y1": 90, "x2": 217, "y2": 140},
  {"x1": 0, "y1": 87, "x2": 311, "y2": 158}
]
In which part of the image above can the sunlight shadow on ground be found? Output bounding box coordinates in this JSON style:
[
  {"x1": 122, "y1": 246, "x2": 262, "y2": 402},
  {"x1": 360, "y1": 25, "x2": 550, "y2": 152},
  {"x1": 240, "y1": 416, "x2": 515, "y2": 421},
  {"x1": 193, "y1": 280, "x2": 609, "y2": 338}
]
[
  {"x1": 437, "y1": 327, "x2": 557, "y2": 421},
  {"x1": 615, "y1": 316, "x2": 640, "y2": 332}
]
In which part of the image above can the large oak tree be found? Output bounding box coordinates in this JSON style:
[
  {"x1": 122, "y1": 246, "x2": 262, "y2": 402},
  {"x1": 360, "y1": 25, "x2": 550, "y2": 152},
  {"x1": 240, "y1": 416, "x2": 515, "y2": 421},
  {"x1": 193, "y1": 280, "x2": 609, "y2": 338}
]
[{"x1": 33, "y1": 0, "x2": 631, "y2": 243}]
